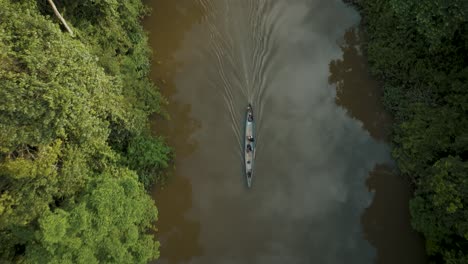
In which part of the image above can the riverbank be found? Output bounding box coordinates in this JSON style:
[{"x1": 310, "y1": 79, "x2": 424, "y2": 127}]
[
  {"x1": 347, "y1": 0, "x2": 468, "y2": 262},
  {"x1": 0, "y1": 0, "x2": 169, "y2": 262}
]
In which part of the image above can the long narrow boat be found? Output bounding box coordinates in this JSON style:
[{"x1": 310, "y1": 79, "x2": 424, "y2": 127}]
[{"x1": 244, "y1": 103, "x2": 255, "y2": 188}]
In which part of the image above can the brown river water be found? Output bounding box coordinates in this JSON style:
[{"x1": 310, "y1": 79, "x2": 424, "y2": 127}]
[{"x1": 143, "y1": 0, "x2": 427, "y2": 263}]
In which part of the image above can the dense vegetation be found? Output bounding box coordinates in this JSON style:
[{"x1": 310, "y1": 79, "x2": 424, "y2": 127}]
[
  {"x1": 355, "y1": 0, "x2": 468, "y2": 263},
  {"x1": 0, "y1": 0, "x2": 171, "y2": 262}
]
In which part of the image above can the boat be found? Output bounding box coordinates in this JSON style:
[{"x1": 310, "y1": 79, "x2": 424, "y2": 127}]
[{"x1": 244, "y1": 103, "x2": 255, "y2": 188}]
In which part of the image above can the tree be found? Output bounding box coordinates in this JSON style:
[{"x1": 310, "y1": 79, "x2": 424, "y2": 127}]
[
  {"x1": 123, "y1": 134, "x2": 172, "y2": 188},
  {"x1": 24, "y1": 168, "x2": 159, "y2": 264},
  {"x1": 389, "y1": 0, "x2": 468, "y2": 49},
  {"x1": 358, "y1": 0, "x2": 468, "y2": 262},
  {"x1": 0, "y1": 0, "x2": 169, "y2": 262},
  {"x1": 410, "y1": 157, "x2": 468, "y2": 261},
  {"x1": 47, "y1": 0, "x2": 74, "y2": 36}
]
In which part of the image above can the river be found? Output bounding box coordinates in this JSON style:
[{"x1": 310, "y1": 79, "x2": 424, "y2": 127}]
[{"x1": 143, "y1": 0, "x2": 427, "y2": 263}]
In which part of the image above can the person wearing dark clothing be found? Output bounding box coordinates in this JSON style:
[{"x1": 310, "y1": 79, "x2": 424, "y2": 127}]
[
  {"x1": 248, "y1": 112, "x2": 253, "y2": 122},
  {"x1": 246, "y1": 144, "x2": 252, "y2": 152},
  {"x1": 247, "y1": 135, "x2": 254, "y2": 142}
]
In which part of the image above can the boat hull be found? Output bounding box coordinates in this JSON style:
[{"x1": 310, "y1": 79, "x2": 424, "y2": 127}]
[{"x1": 244, "y1": 104, "x2": 255, "y2": 188}]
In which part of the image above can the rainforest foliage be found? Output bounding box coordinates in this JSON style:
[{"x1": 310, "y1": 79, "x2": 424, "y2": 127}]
[
  {"x1": 357, "y1": 0, "x2": 468, "y2": 262},
  {"x1": 0, "y1": 0, "x2": 171, "y2": 262}
]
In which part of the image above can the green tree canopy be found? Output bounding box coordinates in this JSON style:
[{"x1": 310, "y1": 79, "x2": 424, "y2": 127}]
[
  {"x1": 358, "y1": 0, "x2": 468, "y2": 262},
  {"x1": 0, "y1": 0, "x2": 170, "y2": 262},
  {"x1": 25, "y1": 169, "x2": 159, "y2": 264}
]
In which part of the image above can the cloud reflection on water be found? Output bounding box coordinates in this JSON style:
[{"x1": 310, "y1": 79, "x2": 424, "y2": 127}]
[{"x1": 157, "y1": 0, "x2": 393, "y2": 263}]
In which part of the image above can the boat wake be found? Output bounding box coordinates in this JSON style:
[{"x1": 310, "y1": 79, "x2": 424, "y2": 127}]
[{"x1": 197, "y1": 0, "x2": 287, "y2": 157}]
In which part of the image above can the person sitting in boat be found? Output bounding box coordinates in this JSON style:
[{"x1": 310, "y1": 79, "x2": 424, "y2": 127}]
[
  {"x1": 247, "y1": 112, "x2": 254, "y2": 122},
  {"x1": 247, "y1": 135, "x2": 254, "y2": 142},
  {"x1": 246, "y1": 144, "x2": 252, "y2": 152},
  {"x1": 247, "y1": 171, "x2": 252, "y2": 178}
]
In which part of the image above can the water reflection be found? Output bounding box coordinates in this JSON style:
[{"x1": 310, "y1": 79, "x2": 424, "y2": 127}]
[
  {"x1": 166, "y1": 0, "x2": 386, "y2": 263},
  {"x1": 144, "y1": 1, "x2": 205, "y2": 263},
  {"x1": 329, "y1": 28, "x2": 391, "y2": 141},
  {"x1": 362, "y1": 165, "x2": 428, "y2": 264},
  {"x1": 328, "y1": 25, "x2": 427, "y2": 264},
  {"x1": 144, "y1": 0, "x2": 427, "y2": 263}
]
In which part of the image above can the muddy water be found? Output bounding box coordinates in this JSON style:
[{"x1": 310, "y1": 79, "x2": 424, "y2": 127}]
[{"x1": 144, "y1": 0, "x2": 427, "y2": 263}]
